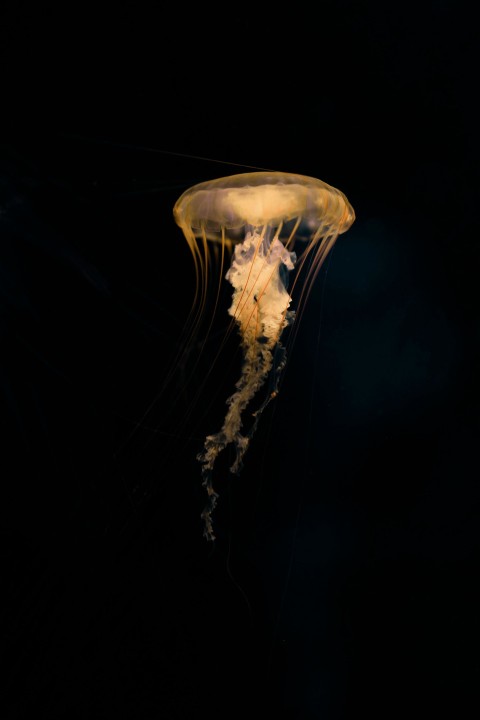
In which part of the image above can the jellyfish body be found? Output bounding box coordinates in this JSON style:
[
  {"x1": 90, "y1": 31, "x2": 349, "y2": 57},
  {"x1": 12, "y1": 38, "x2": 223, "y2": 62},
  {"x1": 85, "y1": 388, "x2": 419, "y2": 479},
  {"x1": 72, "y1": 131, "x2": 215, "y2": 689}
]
[{"x1": 174, "y1": 172, "x2": 355, "y2": 540}]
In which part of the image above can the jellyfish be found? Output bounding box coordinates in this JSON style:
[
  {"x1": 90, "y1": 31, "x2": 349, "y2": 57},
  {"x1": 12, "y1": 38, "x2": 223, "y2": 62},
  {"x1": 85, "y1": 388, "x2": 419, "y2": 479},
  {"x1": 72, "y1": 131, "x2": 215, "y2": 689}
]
[{"x1": 173, "y1": 171, "x2": 355, "y2": 540}]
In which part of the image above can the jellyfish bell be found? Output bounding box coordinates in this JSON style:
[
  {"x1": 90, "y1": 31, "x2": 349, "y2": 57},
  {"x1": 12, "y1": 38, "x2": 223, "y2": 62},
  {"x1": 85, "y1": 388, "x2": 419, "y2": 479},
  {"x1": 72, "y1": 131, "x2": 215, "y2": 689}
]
[
  {"x1": 173, "y1": 171, "x2": 355, "y2": 540},
  {"x1": 174, "y1": 170, "x2": 354, "y2": 243}
]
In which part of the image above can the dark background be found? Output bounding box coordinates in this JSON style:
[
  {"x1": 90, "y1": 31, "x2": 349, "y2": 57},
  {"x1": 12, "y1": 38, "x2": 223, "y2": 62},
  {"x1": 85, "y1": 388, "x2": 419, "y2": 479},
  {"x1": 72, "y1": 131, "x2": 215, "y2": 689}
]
[{"x1": 1, "y1": 2, "x2": 478, "y2": 718}]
